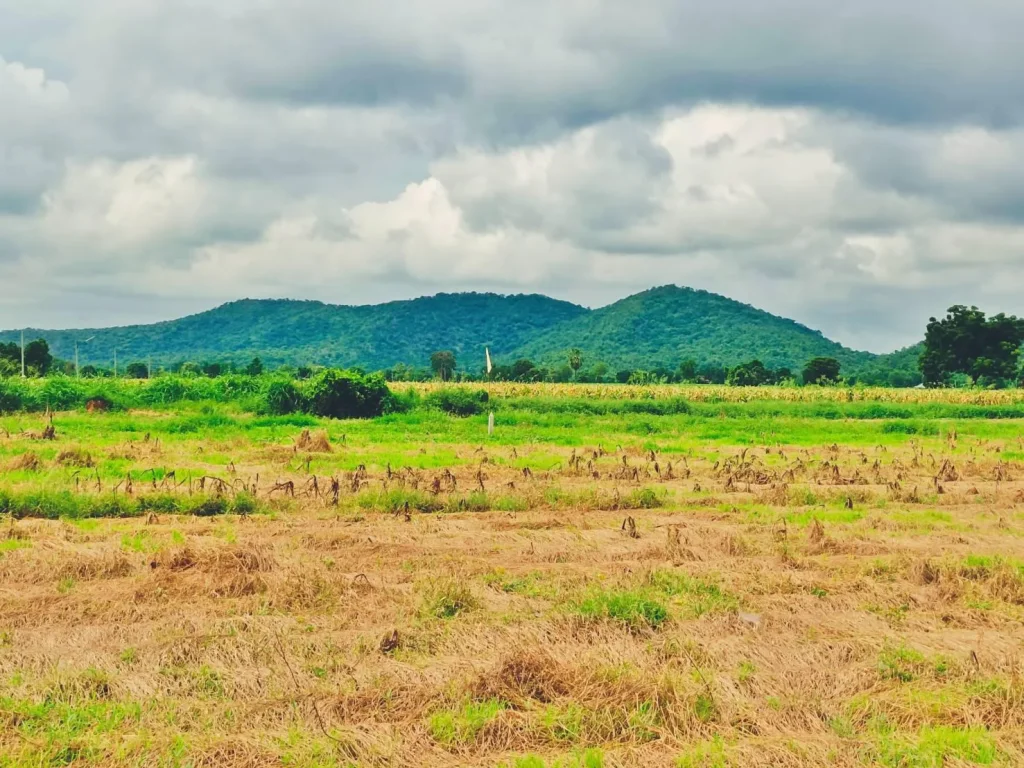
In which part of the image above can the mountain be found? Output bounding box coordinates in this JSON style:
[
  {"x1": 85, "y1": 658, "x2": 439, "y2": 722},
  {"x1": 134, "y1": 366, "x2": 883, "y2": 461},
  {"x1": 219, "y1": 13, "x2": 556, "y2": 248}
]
[
  {"x1": 0, "y1": 285, "x2": 923, "y2": 382},
  {"x1": 0, "y1": 293, "x2": 587, "y2": 370},
  {"x1": 511, "y1": 286, "x2": 883, "y2": 372}
]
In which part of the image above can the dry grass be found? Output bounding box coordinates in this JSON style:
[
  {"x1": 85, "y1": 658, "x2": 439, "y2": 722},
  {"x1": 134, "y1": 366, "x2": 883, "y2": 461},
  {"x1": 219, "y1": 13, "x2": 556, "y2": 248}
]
[{"x1": 2, "y1": 414, "x2": 1024, "y2": 766}]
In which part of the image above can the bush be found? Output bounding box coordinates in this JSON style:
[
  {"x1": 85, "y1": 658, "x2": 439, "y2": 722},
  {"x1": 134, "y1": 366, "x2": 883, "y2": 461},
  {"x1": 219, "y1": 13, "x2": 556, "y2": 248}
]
[
  {"x1": 0, "y1": 379, "x2": 29, "y2": 413},
  {"x1": 426, "y1": 388, "x2": 489, "y2": 417},
  {"x1": 264, "y1": 379, "x2": 305, "y2": 415},
  {"x1": 305, "y1": 369, "x2": 395, "y2": 419}
]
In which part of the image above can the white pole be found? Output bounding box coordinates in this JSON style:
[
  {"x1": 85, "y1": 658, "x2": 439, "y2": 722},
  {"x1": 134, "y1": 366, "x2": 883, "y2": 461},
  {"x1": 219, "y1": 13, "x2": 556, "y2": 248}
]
[
  {"x1": 113, "y1": 348, "x2": 117, "y2": 377},
  {"x1": 75, "y1": 342, "x2": 79, "y2": 378},
  {"x1": 488, "y1": 411, "x2": 495, "y2": 436},
  {"x1": 20, "y1": 330, "x2": 25, "y2": 378}
]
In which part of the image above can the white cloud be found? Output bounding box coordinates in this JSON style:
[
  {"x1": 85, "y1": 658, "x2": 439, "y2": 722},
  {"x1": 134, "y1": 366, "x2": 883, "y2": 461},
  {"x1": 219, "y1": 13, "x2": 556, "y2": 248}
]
[{"x1": 3, "y1": 2, "x2": 1024, "y2": 350}]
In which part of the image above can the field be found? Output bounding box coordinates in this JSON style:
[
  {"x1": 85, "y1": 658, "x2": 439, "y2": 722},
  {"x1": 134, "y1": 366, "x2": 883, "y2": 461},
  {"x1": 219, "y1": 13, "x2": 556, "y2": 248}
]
[{"x1": 2, "y1": 385, "x2": 1024, "y2": 767}]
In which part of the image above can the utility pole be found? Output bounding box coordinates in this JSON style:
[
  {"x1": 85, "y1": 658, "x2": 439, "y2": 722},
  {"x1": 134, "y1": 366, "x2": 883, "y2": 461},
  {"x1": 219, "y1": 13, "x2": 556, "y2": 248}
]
[
  {"x1": 20, "y1": 330, "x2": 25, "y2": 378},
  {"x1": 148, "y1": 356, "x2": 152, "y2": 379},
  {"x1": 113, "y1": 348, "x2": 117, "y2": 378}
]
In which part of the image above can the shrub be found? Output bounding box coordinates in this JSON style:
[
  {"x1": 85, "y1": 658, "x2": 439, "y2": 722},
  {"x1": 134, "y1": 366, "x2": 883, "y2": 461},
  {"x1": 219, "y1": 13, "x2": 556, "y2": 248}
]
[
  {"x1": 305, "y1": 369, "x2": 394, "y2": 419},
  {"x1": 426, "y1": 388, "x2": 489, "y2": 417},
  {"x1": 264, "y1": 379, "x2": 305, "y2": 415},
  {"x1": 0, "y1": 379, "x2": 29, "y2": 413}
]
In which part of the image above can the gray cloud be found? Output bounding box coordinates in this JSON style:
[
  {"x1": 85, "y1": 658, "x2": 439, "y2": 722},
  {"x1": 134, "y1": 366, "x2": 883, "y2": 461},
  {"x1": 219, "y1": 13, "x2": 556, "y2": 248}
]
[{"x1": 1, "y1": 1, "x2": 1024, "y2": 351}]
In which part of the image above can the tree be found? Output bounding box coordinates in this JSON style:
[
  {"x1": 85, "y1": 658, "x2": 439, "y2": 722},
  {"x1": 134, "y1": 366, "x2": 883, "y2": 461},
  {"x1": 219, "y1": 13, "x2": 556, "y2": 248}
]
[
  {"x1": 430, "y1": 350, "x2": 456, "y2": 382},
  {"x1": 727, "y1": 360, "x2": 771, "y2": 387},
  {"x1": 567, "y1": 348, "x2": 583, "y2": 380},
  {"x1": 245, "y1": 356, "x2": 264, "y2": 376},
  {"x1": 0, "y1": 342, "x2": 19, "y2": 373},
  {"x1": 125, "y1": 362, "x2": 149, "y2": 379},
  {"x1": 179, "y1": 362, "x2": 202, "y2": 377},
  {"x1": 802, "y1": 357, "x2": 841, "y2": 385},
  {"x1": 202, "y1": 362, "x2": 223, "y2": 378},
  {"x1": 305, "y1": 369, "x2": 394, "y2": 419},
  {"x1": 697, "y1": 363, "x2": 728, "y2": 384},
  {"x1": 80, "y1": 365, "x2": 99, "y2": 378},
  {"x1": 920, "y1": 305, "x2": 1024, "y2": 386},
  {"x1": 677, "y1": 359, "x2": 698, "y2": 382},
  {"x1": 24, "y1": 339, "x2": 52, "y2": 375},
  {"x1": 511, "y1": 359, "x2": 538, "y2": 381}
]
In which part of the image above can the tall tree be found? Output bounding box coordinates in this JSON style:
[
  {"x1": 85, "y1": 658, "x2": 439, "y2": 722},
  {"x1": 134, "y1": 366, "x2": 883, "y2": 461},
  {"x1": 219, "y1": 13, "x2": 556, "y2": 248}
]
[
  {"x1": 677, "y1": 359, "x2": 698, "y2": 382},
  {"x1": 920, "y1": 306, "x2": 1024, "y2": 386},
  {"x1": 727, "y1": 360, "x2": 771, "y2": 387},
  {"x1": 802, "y1": 357, "x2": 841, "y2": 385},
  {"x1": 567, "y1": 348, "x2": 583, "y2": 380},
  {"x1": 245, "y1": 356, "x2": 264, "y2": 376},
  {"x1": 125, "y1": 362, "x2": 149, "y2": 379},
  {"x1": 23, "y1": 339, "x2": 53, "y2": 375},
  {"x1": 430, "y1": 350, "x2": 456, "y2": 382}
]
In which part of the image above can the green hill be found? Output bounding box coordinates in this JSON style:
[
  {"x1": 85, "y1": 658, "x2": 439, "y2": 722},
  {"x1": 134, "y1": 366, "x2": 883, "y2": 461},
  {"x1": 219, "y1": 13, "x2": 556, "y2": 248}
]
[
  {"x1": 0, "y1": 285, "x2": 923, "y2": 382},
  {"x1": 511, "y1": 286, "x2": 881, "y2": 372},
  {"x1": 0, "y1": 293, "x2": 587, "y2": 370}
]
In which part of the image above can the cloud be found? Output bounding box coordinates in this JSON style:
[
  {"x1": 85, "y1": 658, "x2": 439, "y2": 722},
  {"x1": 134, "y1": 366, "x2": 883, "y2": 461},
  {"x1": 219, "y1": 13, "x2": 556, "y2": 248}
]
[{"x1": 2, "y1": 1, "x2": 1024, "y2": 352}]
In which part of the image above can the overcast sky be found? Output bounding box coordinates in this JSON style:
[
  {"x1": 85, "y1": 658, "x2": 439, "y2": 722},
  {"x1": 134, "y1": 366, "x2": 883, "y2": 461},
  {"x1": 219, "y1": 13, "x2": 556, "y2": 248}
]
[{"x1": 2, "y1": 1, "x2": 1023, "y2": 351}]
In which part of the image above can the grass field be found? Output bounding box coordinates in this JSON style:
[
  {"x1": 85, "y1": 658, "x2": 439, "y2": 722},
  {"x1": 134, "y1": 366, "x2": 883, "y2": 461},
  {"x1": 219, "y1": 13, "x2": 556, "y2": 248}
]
[{"x1": 1, "y1": 386, "x2": 1024, "y2": 767}]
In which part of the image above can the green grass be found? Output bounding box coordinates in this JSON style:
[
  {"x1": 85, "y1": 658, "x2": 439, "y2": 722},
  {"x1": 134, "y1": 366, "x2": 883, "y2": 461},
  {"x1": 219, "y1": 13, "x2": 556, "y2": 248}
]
[
  {"x1": 878, "y1": 643, "x2": 928, "y2": 683},
  {"x1": 871, "y1": 725, "x2": 1000, "y2": 767},
  {"x1": 422, "y1": 579, "x2": 479, "y2": 619},
  {"x1": 573, "y1": 588, "x2": 669, "y2": 632},
  {"x1": 644, "y1": 570, "x2": 739, "y2": 618},
  {"x1": 428, "y1": 699, "x2": 506, "y2": 747},
  {"x1": 500, "y1": 750, "x2": 605, "y2": 768},
  {"x1": 0, "y1": 488, "x2": 266, "y2": 519},
  {"x1": 676, "y1": 736, "x2": 729, "y2": 768}
]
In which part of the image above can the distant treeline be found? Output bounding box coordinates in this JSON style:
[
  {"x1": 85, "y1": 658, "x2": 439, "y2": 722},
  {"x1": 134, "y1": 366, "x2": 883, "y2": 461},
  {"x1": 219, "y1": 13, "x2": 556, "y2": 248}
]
[{"x1": 3, "y1": 303, "x2": 1024, "y2": 390}]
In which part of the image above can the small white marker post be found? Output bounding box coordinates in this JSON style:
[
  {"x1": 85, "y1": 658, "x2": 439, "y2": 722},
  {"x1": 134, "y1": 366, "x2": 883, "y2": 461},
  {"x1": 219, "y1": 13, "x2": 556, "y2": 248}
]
[{"x1": 485, "y1": 347, "x2": 494, "y2": 436}]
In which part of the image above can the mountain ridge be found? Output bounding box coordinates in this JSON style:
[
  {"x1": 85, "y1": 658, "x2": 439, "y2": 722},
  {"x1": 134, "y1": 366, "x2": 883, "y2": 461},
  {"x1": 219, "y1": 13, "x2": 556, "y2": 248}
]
[{"x1": 0, "y1": 286, "x2": 923, "y2": 382}]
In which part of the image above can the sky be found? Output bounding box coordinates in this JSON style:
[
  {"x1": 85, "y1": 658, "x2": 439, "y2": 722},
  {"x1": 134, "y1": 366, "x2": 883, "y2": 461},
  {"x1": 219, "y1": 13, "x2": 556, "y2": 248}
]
[{"x1": 2, "y1": 1, "x2": 1023, "y2": 352}]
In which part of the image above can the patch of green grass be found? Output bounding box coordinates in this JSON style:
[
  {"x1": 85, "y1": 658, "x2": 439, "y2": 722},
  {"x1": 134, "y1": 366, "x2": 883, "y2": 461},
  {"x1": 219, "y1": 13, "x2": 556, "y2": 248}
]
[
  {"x1": 0, "y1": 488, "x2": 267, "y2": 519},
  {"x1": 829, "y1": 715, "x2": 856, "y2": 739},
  {"x1": 644, "y1": 569, "x2": 738, "y2": 618},
  {"x1": 120, "y1": 530, "x2": 154, "y2": 553},
  {"x1": 356, "y1": 487, "x2": 443, "y2": 514},
  {"x1": 878, "y1": 643, "x2": 928, "y2": 683},
  {"x1": 0, "y1": 537, "x2": 32, "y2": 556},
  {"x1": 737, "y1": 660, "x2": 756, "y2": 684},
  {"x1": 500, "y1": 749, "x2": 605, "y2": 768},
  {"x1": 538, "y1": 702, "x2": 586, "y2": 744},
  {"x1": 693, "y1": 693, "x2": 718, "y2": 723},
  {"x1": 422, "y1": 579, "x2": 479, "y2": 619},
  {"x1": 871, "y1": 725, "x2": 1000, "y2": 767},
  {"x1": 573, "y1": 588, "x2": 668, "y2": 632},
  {"x1": 428, "y1": 699, "x2": 506, "y2": 747},
  {"x1": 483, "y1": 569, "x2": 556, "y2": 599},
  {"x1": 676, "y1": 736, "x2": 729, "y2": 767}
]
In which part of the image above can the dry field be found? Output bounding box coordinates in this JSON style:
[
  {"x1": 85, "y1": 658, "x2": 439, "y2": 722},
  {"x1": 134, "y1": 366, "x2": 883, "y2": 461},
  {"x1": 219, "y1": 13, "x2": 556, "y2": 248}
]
[{"x1": 1, "y1": 401, "x2": 1024, "y2": 767}]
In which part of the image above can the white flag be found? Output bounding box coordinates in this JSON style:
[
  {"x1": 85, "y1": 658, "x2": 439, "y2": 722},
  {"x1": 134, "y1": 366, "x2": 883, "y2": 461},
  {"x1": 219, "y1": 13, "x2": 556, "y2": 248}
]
[{"x1": 485, "y1": 347, "x2": 492, "y2": 374}]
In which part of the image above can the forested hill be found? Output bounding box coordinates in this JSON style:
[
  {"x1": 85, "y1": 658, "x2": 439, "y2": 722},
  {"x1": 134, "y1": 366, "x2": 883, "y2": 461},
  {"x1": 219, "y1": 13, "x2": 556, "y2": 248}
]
[
  {"x1": 512, "y1": 286, "x2": 875, "y2": 371},
  {"x1": 0, "y1": 286, "x2": 922, "y2": 380},
  {"x1": 0, "y1": 293, "x2": 587, "y2": 370}
]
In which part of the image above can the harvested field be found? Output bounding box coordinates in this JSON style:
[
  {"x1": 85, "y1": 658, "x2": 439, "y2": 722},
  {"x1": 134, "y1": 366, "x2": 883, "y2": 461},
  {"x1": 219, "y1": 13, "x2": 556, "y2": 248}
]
[{"x1": 1, "y1": 392, "x2": 1023, "y2": 767}]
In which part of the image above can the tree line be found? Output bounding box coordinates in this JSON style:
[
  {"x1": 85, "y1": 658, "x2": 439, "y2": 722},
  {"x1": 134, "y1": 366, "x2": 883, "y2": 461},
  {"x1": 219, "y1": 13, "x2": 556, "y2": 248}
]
[{"x1": 3, "y1": 304, "x2": 1023, "y2": 388}]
